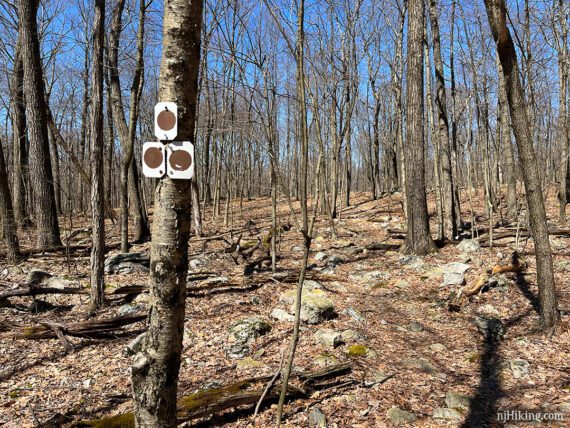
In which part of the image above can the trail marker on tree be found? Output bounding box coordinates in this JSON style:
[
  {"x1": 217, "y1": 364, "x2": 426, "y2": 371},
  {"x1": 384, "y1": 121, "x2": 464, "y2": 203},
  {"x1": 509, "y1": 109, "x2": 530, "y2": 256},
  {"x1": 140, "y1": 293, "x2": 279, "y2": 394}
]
[
  {"x1": 154, "y1": 102, "x2": 178, "y2": 141},
  {"x1": 143, "y1": 103, "x2": 195, "y2": 180}
]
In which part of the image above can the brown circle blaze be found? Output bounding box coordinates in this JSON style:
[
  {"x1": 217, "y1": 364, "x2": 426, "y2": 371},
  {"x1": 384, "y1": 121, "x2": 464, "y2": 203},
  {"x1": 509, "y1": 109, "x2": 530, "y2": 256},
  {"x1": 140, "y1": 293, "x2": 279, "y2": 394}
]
[
  {"x1": 143, "y1": 147, "x2": 163, "y2": 169},
  {"x1": 157, "y1": 109, "x2": 176, "y2": 131},
  {"x1": 169, "y1": 150, "x2": 192, "y2": 171}
]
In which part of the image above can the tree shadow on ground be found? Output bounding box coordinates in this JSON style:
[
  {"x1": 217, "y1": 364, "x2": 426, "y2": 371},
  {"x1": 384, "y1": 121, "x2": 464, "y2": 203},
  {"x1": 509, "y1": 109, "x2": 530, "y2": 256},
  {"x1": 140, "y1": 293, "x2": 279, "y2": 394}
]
[{"x1": 514, "y1": 272, "x2": 540, "y2": 314}]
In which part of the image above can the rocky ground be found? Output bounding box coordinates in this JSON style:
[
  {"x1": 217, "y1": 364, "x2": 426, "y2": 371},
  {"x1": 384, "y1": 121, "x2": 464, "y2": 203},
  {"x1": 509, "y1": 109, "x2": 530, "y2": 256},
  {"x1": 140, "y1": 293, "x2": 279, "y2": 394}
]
[{"x1": 0, "y1": 189, "x2": 568, "y2": 427}]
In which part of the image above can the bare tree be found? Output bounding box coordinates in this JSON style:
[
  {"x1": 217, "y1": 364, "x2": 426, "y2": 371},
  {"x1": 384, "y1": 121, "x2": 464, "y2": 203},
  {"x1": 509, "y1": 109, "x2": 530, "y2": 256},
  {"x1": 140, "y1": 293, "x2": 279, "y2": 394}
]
[
  {"x1": 484, "y1": 0, "x2": 559, "y2": 334},
  {"x1": 402, "y1": 0, "x2": 436, "y2": 255},
  {"x1": 88, "y1": 0, "x2": 105, "y2": 311},
  {"x1": 18, "y1": 0, "x2": 61, "y2": 248},
  {"x1": 131, "y1": 0, "x2": 203, "y2": 425}
]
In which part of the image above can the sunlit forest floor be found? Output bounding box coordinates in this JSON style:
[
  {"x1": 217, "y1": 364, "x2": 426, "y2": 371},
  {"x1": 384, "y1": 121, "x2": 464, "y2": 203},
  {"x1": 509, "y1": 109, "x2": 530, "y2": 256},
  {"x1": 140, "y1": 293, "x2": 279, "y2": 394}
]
[{"x1": 0, "y1": 187, "x2": 568, "y2": 427}]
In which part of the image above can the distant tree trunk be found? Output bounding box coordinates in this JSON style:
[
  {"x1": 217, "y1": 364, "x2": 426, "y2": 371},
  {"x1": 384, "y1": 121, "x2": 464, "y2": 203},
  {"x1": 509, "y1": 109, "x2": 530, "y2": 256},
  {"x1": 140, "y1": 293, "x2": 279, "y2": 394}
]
[
  {"x1": 402, "y1": 0, "x2": 437, "y2": 255},
  {"x1": 109, "y1": 0, "x2": 149, "y2": 253},
  {"x1": 497, "y1": 55, "x2": 517, "y2": 220},
  {"x1": 18, "y1": 0, "x2": 61, "y2": 248},
  {"x1": 10, "y1": 41, "x2": 29, "y2": 227},
  {"x1": 89, "y1": 0, "x2": 105, "y2": 312},
  {"x1": 131, "y1": 0, "x2": 203, "y2": 426},
  {"x1": 485, "y1": 0, "x2": 559, "y2": 334},
  {"x1": 556, "y1": 0, "x2": 569, "y2": 223},
  {"x1": 0, "y1": 137, "x2": 21, "y2": 263},
  {"x1": 429, "y1": 0, "x2": 458, "y2": 239}
]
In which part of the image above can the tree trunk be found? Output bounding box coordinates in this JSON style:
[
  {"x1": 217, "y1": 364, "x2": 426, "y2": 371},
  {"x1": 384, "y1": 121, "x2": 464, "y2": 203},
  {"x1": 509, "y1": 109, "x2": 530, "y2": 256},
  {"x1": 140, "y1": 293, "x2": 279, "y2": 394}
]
[
  {"x1": 428, "y1": 0, "x2": 458, "y2": 239},
  {"x1": 10, "y1": 41, "x2": 29, "y2": 227},
  {"x1": 0, "y1": 136, "x2": 21, "y2": 262},
  {"x1": 131, "y1": 0, "x2": 203, "y2": 426},
  {"x1": 497, "y1": 54, "x2": 517, "y2": 220},
  {"x1": 484, "y1": 0, "x2": 559, "y2": 334},
  {"x1": 18, "y1": 0, "x2": 61, "y2": 247},
  {"x1": 402, "y1": 0, "x2": 437, "y2": 255},
  {"x1": 89, "y1": 0, "x2": 106, "y2": 312}
]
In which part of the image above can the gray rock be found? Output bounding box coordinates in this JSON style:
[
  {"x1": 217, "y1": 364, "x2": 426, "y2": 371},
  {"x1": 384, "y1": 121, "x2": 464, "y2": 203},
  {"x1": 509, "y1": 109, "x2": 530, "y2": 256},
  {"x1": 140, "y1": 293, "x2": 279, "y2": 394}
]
[
  {"x1": 314, "y1": 252, "x2": 328, "y2": 262},
  {"x1": 340, "y1": 329, "x2": 361, "y2": 342},
  {"x1": 270, "y1": 308, "x2": 295, "y2": 322},
  {"x1": 477, "y1": 304, "x2": 500, "y2": 318},
  {"x1": 474, "y1": 316, "x2": 504, "y2": 341},
  {"x1": 118, "y1": 303, "x2": 145, "y2": 317},
  {"x1": 409, "y1": 322, "x2": 424, "y2": 332},
  {"x1": 189, "y1": 258, "x2": 205, "y2": 270},
  {"x1": 124, "y1": 332, "x2": 146, "y2": 356},
  {"x1": 304, "y1": 280, "x2": 323, "y2": 291},
  {"x1": 345, "y1": 307, "x2": 365, "y2": 322},
  {"x1": 226, "y1": 317, "x2": 272, "y2": 358},
  {"x1": 313, "y1": 353, "x2": 340, "y2": 367},
  {"x1": 113, "y1": 262, "x2": 150, "y2": 275},
  {"x1": 395, "y1": 280, "x2": 410, "y2": 289},
  {"x1": 433, "y1": 407, "x2": 462, "y2": 420},
  {"x1": 349, "y1": 270, "x2": 389, "y2": 282},
  {"x1": 292, "y1": 245, "x2": 304, "y2": 252},
  {"x1": 326, "y1": 255, "x2": 343, "y2": 266},
  {"x1": 105, "y1": 252, "x2": 150, "y2": 274},
  {"x1": 1, "y1": 266, "x2": 24, "y2": 276},
  {"x1": 429, "y1": 343, "x2": 448, "y2": 352},
  {"x1": 445, "y1": 391, "x2": 471, "y2": 410},
  {"x1": 509, "y1": 359, "x2": 530, "y2": 379},
  {"x1": 45, "y1": 276, "x2": 81, "y2": 289},
  {"x1": 399, "y1": 256, "x2": 424, "y2": 270},
  {"x1": 386, "y1": 407, "x2": 417, "y2": 425},
  {"x1": 443, "y1": 272, "x2": 465, "y2": 286},
  {"x1": 295, "y1": 292, "x2": 335, "y2": 324},
  {"x1": 28, "y1": 299, "x2": 55, "y2": 313},
  {"x1": 441, "y1": 262, "x2": 471, "y2": 275},
  {"x1": 401, "y1": 358, "x2": 437, "y2": 374},
  {"x1": 487, "y1": 275, "x2": 509, "y2": 291},
  {"x1": 457, "y1": 239, "x2": 481, "y2": 253},
  {"x1": 309, "y1": 407, "x2": 327, "y2": 428},
  {"x1": 26, "y1": 270, "x2": 52, "y2": 285},
  {"x1": 314, "y1": 329, "x2": 342, "y2": 348}
]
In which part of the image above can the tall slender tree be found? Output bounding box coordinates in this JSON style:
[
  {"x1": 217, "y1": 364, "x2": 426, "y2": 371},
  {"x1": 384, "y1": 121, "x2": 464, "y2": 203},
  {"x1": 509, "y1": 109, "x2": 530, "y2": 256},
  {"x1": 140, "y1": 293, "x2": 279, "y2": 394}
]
[
  {"x1": 18, "y1": 0, "x2": 61, "y2": 247},
  {"x1": 131, "y1": 0, "x2": 203, "y2": 425},
  {"x1": 402, "y1": 0, "x2": 437, "y2": 255},
  {"x1": 484, "y1": 0, "x2": 559, "y2": 334},
  {"x1": 0, "y1": 137, "x2": 21, "y2": 263},
  {"x1": 89, "y1": 0, "x2": 106, "y2": 311}
]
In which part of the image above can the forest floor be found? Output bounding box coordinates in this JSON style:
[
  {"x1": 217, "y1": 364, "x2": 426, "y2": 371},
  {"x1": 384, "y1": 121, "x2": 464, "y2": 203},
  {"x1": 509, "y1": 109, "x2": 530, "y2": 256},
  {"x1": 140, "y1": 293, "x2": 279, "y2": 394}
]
[{"x1": 0, "y1": 188, "x2": 568, "y2": 427}]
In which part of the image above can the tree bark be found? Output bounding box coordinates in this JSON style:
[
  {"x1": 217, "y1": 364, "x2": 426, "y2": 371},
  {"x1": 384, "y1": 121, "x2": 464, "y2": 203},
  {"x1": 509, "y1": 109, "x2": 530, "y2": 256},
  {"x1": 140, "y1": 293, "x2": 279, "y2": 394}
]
[
  {"x1": 484, "y1": 0, "x2": 559, "y2": 333},
  {"x1": 402, "y1": 0, "x2": 437, "y2": 255},
  {"x1": 89, "y1": 0, "x2": 106, "y2": 311},
  {"x1": 18, "y1": 0, "x2": 61, "y2": 247},
  {"x1": 131, "y1": 0, "x2": 203, "y2": 426},
  {"x1": 0, "y1": 136, "x2": 21, "y2": 262}
]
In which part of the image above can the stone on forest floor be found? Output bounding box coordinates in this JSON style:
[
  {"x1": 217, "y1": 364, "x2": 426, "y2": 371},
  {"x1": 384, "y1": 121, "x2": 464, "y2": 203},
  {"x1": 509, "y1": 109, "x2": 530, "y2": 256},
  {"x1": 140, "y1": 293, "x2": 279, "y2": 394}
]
[
  {"x1": 314, "y1": 329, "x2": 342, "y2": 348},
  {"x1": 313, "y1": 353, "x2": 340, "y2": 367},
  {"x1": 429, "y1": 343, "x2": 448, "y2": 352},
  {"x1": 26, "y1": 270, "x2": 52, "y2": 285},
  {"x1": 442, "y1": 272, "x2": 465, "y2": 286},
  {"x1": 1, "y1": 266, "x2": 24, "y2": 276},
  {"x1": 457, "y1": 239, "x2": 481, "y2": 253},
  {"x1": 408, "y1": 322, "x2": 424, "y2": 332},
  {"x1": 445, "y1": 391, "x2": 471, "y2": 410},
  {"x1": 346, "y1": 345, "x2": 375, "y2": 358},
  {"x1": 314, "y1": 252, "x2": 328, "y2": 262},
  {"x1": 386, "y1": 407, "x2": 417, "y2": 425},
  {"x1": 118, "y1": 303, "x2": 145, "y2": 317},
  {"x1": 45, "y1": 276, "x2": 81, "y2": 289},
  {"x1": 344, "y1": 307, "x2": 365, "y2": 322},
  {"x1": 236, "y1": 357, "x2": 265, "y2": 372},
  {"x1": 441, "y1": 262, "x2": 471, "y2": 275},
  {"x1": 340, "y1": 329, "x2": 361, "y2": 342},
  {"x1": 226, "y1": 317, "x2": 272, "y2": 359},
  {"x1": 477, "y1": 304, "x2": 500, "y2": 318},
  {"x1": 433, "y1": 407, "x2": 462, "y2": 420},
  {"x1": 309, "y1": 407, "x2": 327, "y2": 428},
  {"x1": 104, "y1": 252, "x2": 149, "y2": 274},
  {"x1": 508, "y1": 359, "x2": 530, "y2": 379},
  {"x1": 278, "y1": 289, "x2": 335, "y2": 324},
  {"x1": 398, "y1": 256, "x2": 424, "y2": 270},
  {"x1": 401, "y1": 357, "x2": 437, "y2": 374},
  {"x1": 270, "y1": 308, "x2": 295, "y2": 322},
  {"x1": 189, "y1": 258, "x2": 205, "y2": 270}
]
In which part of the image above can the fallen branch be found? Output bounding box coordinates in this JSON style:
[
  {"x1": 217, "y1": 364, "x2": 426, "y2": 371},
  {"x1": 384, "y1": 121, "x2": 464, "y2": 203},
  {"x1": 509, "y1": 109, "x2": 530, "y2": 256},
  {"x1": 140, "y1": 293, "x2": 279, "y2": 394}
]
[
  {"x1": 79, "y1": 362, "x2": 352, "y2": 427},
  {"x1": 0, "y1": 314, "x2": 146, "y2": 340}
]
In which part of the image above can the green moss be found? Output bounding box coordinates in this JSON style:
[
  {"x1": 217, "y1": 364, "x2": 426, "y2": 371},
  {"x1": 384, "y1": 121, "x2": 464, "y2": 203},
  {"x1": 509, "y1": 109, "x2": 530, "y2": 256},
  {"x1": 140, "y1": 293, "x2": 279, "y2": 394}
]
[
  {"x1": 177, "y1": 381, "x2": 250, "y2": 415},
  {"x1": 83, "y1": 413, "x2": 135, "y2": 428},
  {"x1": 371, "y1": 282, "x2": 387, "y2": 290},
  {"x1": 347, "y1": 345, "x2": 368, "y2": 357},
  {"x1": 467, "y1": 352, "x2": 482, "y2": 363},
  {"x1": 8, "y1": 390, "x2": 20, "y2": 399}
]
